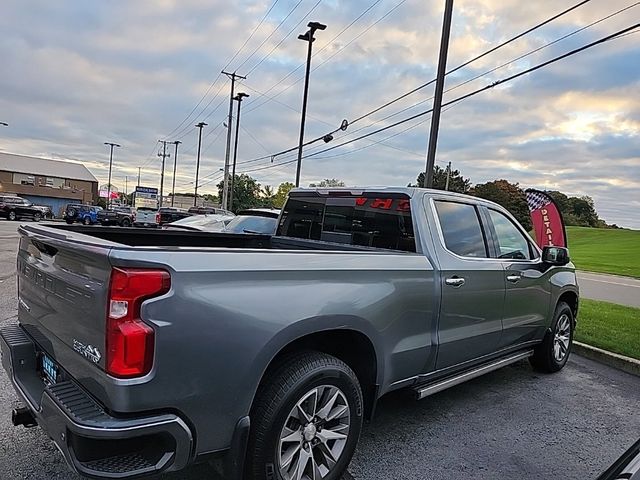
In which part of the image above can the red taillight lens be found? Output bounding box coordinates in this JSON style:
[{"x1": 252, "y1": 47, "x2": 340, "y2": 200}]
[
  {"x1": 106, "y1": 268, "x2": 170, "y2": 378},
  {"x1": 156, "y1": 212, "x2": 161, "y2": 224}
]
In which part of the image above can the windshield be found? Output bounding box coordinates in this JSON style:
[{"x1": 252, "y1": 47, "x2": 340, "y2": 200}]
[
  {"x1": 224, "y1": 215, "x2": 278, "y2": 234},
  {"x1": 168, "y1": 214, "x2": 234, "y2": 230}
]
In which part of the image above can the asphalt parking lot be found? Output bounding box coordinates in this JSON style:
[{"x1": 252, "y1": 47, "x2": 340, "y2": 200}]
[{"x1": 0, "y1": 220, "x2": 638, "y2": 480}]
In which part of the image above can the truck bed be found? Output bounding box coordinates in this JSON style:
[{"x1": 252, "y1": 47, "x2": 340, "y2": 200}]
[{"x1": 38, "y1": 223, "x2": 401, "y2": 252}]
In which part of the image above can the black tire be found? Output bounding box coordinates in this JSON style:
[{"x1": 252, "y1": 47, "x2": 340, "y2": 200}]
[
  {"x1": 83, "y1": 216, "x2": 91, "y2": 225},
  {"x1": 33, "y1": 212, "x2": 42, "y2": 222},
  {"x1": 65, "y1": 219, "x2": 74, "y2": 224},
  {"x1": 246, "y1": 352, "x2": 363, "y2": 480},
  {"x1": 530, "y1": 301, "x2": 574, "y2": 373},
  {"x1": 67, "y1": 207, "x2": 77, "y2": 217},
  {"x1": 121, "y1": 218, "x2": 132, "y2": 227},
  {"x1": 8, "y1": 210, "x2": 17, "y2": 221}
]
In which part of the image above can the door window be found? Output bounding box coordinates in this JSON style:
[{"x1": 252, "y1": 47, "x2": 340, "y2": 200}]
[
  {"x1": 434, "y1": 201, "x2": 488, "y2": 258},
  {"x1": 487, "y1": 209, "x2": 533, "y2": 260}
]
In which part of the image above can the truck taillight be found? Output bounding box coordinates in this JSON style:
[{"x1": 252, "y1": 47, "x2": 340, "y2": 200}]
[
  {"x1": 106, "y1": 268, "x2": 170, "y2": 378},
  {"x1": 156, "y1": 212, "x2": 161, "y2": 224}
]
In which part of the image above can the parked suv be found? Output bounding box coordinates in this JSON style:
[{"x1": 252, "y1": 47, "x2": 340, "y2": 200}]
[
  {"x1": 0, "y1": 195, "x2": 43, "y2": 221},
  {"x1": 98, "y1": 206, "x2": 135, "y2": 227},
  {"x1": 63, "y1": 204, "x2": 98, "y2": 225},
  {"x1": 156, "y1": 207, "x2": 192, "y2": 225}
]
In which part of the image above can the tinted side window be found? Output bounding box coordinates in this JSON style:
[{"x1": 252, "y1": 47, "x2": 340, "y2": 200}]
[
  {"x1": 487, "y1": 209, "x2": 533, "y2": 260},
  {"x1": 278, "y1": 195, "x2": 415, "y2": 252},
  {"x1": 434, "y1": 201, "x2": 487, "y2": 258}
]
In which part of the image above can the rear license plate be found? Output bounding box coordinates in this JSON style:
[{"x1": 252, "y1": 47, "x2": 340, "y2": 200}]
[{"x1": 40, "y1": 353, "x2": 58, "y2": 385}]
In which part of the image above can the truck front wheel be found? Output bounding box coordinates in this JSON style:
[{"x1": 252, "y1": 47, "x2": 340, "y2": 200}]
[
  {"x1": 529, "y1": 301, "x2": 574, "y2": 373},
  {"x1": 247, "y1": 352, "x2": 363, "y2": 480}
]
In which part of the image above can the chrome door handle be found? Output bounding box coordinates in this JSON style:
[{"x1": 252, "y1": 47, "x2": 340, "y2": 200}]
[
  {"x1": 445, "y1": 277, "x2": 465, "y2": 287},
  {"x1": 506, "y1": 274, "x2": 521, "y2": 283}
]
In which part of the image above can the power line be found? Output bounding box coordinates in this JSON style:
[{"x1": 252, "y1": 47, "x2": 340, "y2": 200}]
[
  {"x1": 300, "y1": 22, "x2": 640, "y2": 161},
  {"x1": 348, "y1": 0, "x2": 596, "y2": 125},
  {"x1": 246, "y1": 0, "x2": 325, "y2": 76},
  {"x1": 323, "y1": 0, "x2": 639, "y2": 144},
  {"x1": 232, "y1": 22, "x2": 638, "y2": 174},
  {"x1": 162, "y1": 1, "x2": 282, "y2": 140},
  {"x1": 233, "y1": 0, "x2": 307, "y2": 73},
  {"x1": 243, "y1": 0, "x2": 407, "y2": 116}
]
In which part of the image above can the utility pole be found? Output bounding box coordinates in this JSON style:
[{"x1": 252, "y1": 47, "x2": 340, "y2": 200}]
[
  {"x1": 171, "y1": 141, "x2": 181, "y2": 207},
  {"x1": 230, "y1": 92, "x2": 249, "y2": 212},
  {"x1": 221, "y1": 70, "x2": 246, "y2": 210},
  {"x1": 158, "y1": 141, "x2": 171, "y2": 208},
  {"x1": 444, "y1": 161, "x2": 451, "y2": 191},
  {"x1": 137, "y1": 167, "x2": 141, "y2": 187},
  {"x1": 424, "y1": 0, "x2": 454, "y2": 188},
  {"x1": 194, "y1": 122, "x2": 207, "y2": 206},
  {"x1": 125, "y1": 176, "x2": 128, "y2": 203},
  {"x1": 295, "y1": 22, "x2": 326, "y2": 188},
  {"x1": 104, "y1": 142, "x2": 121, "y2": 209}
]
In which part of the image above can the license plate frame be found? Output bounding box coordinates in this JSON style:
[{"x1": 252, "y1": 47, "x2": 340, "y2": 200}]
[{"x1": 40, "y1": 353, "x2": 58, "y2": 385}]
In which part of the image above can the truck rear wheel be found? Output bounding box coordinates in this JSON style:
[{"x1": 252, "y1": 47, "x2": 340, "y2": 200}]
[
  {"x1": 121, "y1": 218, "x2": 131, "y2": 227},
  {"x1": 246, "y1": 352, "x2": 363, "y2": 480},
  {"x1": 529, "y1": 301, "x2": 574, "y2": 373}
]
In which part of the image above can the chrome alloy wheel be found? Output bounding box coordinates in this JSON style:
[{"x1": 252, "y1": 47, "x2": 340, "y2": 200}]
[
  {"x1": 553, "y1": 313, "x2": 571, "y2": 362},
  {"x1": 278, "y1": 385, "x2": 351, "y2": 480}
]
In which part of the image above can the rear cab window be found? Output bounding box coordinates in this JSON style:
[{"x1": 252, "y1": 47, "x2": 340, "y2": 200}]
[
  {"x1": 433, "y1": 200, "x2": 488, "y2": 258},
  {"x1": 278, "y1": 192, "x2": 416, "y2": 252}
]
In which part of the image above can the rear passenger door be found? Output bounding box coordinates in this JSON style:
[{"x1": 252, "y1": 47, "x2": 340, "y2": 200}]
[
  {"x1": 429, "y1": 199, "x2": 505, "y2": 370},
  {"x1": 483, "y1": 207, "x2": 551, "y2": 347}
]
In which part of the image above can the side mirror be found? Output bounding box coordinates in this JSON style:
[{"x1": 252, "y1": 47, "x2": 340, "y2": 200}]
[{"x1": 542, "y1": 246, "x2": 570, "y2": 266}]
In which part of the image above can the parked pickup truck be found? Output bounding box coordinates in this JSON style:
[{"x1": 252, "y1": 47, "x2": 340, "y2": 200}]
[{"x1": 0, "y1": 187, "x2": 578, "y2": 480}]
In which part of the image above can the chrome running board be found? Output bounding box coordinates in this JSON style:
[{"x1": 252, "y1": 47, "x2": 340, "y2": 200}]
[{"x1": 414, "y1": 350, "x2": 534, "y2": 400}]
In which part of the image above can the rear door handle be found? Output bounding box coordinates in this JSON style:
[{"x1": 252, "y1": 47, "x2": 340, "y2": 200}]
[
  {"x1": 445, "y1": 277, "x2": 465, "y2": 287},
  {"x1": 506, "y1": 274, "x2": 521, "y2": 283}
]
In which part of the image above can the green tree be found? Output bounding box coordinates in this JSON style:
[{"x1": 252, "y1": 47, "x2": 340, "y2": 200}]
[
  {"x1": 309, "y1": 178, "x2": 345, "y2": 187},
  {"x1": 217, "y1": 174, "x2": 262, "y2": 212},
  {"x1": 414, "y1": 165, "x2": 471, "y2": 193},
  {"x1": 261, "y1": 185, "x2": 275, "y2": 207},
  {"x1": 471, "y1": 179, "x2": 532, "y2": 230},
  {"x1": 272, "y1": 182, "x2": 295, "y2": 208}
]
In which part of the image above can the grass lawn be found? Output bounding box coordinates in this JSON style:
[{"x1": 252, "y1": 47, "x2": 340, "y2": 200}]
[
  {"x1": 575, "y1": 299, "x2": 640, "y2": 360},
  {"x1": 566, "y1": 226, "x2": 640, "y2": 278}
]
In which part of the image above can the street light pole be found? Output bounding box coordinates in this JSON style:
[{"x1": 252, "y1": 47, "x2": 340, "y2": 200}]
[
  {"x1": 158, "y1": 141, "x2": 171, "y2": 208},
  {"x1": 104, "y1": 142, "x2": 121, "y2": 209},
  {"x1": 229, "y1": 92, "x2": 249, "y2": 213},
  {"x1": 295, "y1": 21, "x2": 326, "y2": 188},
  {"x1": 171, "y1": 141, "x2": 181, "y2": 207},
  {"x1": 424, "y1": 0, "x2": 454, "y2": 188},
  {"x1": 194, "y1": 122, "x2": 207, "y2": 207}
]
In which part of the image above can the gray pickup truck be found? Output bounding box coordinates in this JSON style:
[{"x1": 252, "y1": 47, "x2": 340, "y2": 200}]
[{"x1": 1, "y1": 187, "x2": 578, "y2": 480}]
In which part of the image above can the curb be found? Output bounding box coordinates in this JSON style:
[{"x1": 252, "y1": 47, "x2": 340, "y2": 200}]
[{"x1": 573, "y1": 341, "x2": 640, "y2": 377}]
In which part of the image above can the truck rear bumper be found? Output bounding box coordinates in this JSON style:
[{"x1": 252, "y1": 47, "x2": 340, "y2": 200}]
[{"x1": 0, "y1": 324, "x2": 193, "y2": 479}]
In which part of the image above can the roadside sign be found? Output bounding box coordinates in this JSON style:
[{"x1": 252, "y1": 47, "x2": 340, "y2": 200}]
[{"x1": 133, "y1": 186, "x2": 158, "y2": 209}]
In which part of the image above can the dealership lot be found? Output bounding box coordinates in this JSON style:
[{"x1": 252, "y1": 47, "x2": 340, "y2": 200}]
[{"x1": 0, "y1": 220, "x2": 638, "y2": 480}]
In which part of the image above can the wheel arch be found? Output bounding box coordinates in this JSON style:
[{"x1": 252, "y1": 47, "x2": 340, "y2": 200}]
[
  {"x1": 557, "y1": 290, "x2": 579, "y2": 325},
  {"x1": 251, "y1": 322, "x2": 382, "y2": 420}
]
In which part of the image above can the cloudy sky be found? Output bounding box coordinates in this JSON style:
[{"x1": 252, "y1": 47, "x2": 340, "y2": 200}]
[{"x1": 0, "y1": 0, "x2": 638, "y2": 227}]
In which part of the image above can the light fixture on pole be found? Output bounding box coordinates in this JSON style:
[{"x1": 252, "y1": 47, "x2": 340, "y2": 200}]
[
  {"x1": 0, "y1": 122, "x2": 8, "y2": 127},
  {"x1": 194, "y1": 122, "x2": 207, "y2": 206},
  {"x1": 104, "y1": 142, "x2": 121, "y2": 209},
  {"x1": 229, "y1": 92, "x2": 249, "y2": 212},
  {"x1": 171, "y1": 141, "x2": 181, "y2": 207},
  {"x1": 295, "y1": 21, "x2": 326, "y2": 188}
]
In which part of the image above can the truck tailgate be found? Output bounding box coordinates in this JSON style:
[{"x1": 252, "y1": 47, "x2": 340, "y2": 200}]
[{"x1": 16, "y1": 224, "x2": 114, "y2": 374}]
